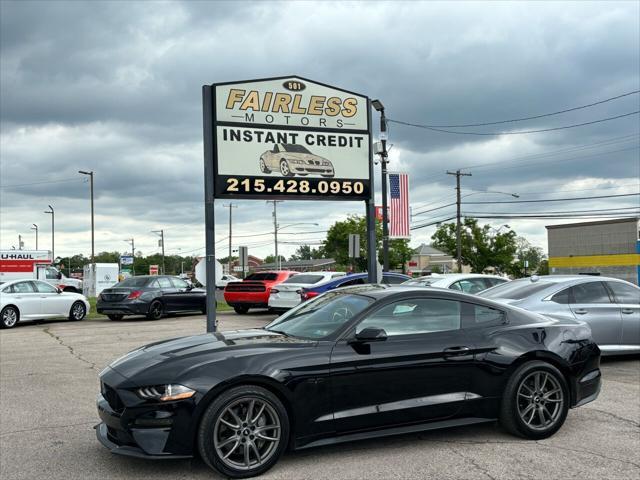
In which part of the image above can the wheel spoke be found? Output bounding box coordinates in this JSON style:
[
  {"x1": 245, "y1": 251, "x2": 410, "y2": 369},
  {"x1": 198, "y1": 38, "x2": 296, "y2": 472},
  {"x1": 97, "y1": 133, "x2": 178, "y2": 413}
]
[
  {"x1": 518, "y1": 392, "x2": 533, "y2": 399},
  {"x1": 546, "y1": 398, "x2": 562, "y2": 403},
  {"x1": 250, "y1": 441, "x2": 261, "y2": 463},
  {"x1": 255, "y1": 424, "x2": 280, "y2": 433},
  {"x1": 245, "y1": 399, "x2": 255, "y2": 423},
  {"x1": 227, "y1": 407, "x2": 243, "y2": 428},
  {"x1": 526, "y1": 406, "x2": 537, "y2": 425},
  {"x1": 534, "y1": 373, "x2": 541, "y2": 391},
  {"x1": 256, "y1": 432, "x2": 278, "y2": 442},
  {"x1": 218, "y1": 435, "x2": 238, "y2": 449},
  {"x1": 520, "y1": 383, "x2": 534, "y2": 394},
  {"x1": 252, "y1": 403, "x2": 266, "y2": 424},
  {"x1": 543, "y1": 388, "x2": 561, "y2": 399},
  {"x1": 220, "y1": 417, "x2": 239, "y2": 429},
  {"x1": 542, "y1": 405, "x2": 553, "y2": 420},
  {"x1": 521, "y1": 404, "x2": 535, "y2": 420},
  {"x1": 244, "y1": 442, "x2": 251, "y2": 467},
  {"x1": 222, "y1": 440, "x2": 240, "y2": 459},
  {"x1": 539, "y1": 373, "x2": 548, "y2": 392},
  {"x1": 537, "y1": 407, "x2": 546, "y2": 426}
]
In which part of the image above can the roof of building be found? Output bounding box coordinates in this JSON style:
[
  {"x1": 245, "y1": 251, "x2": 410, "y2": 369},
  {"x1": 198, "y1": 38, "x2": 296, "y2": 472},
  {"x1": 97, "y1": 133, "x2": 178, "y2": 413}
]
[
  {"x1": 546, "y1": 217, "x2": 639, "y2": 230},
  {"x1": 413, "y1": 244, "x2": 449, "y2": 256},
  {"x1": 257, "y1": 258, "x2": 336, "y2": 270}
]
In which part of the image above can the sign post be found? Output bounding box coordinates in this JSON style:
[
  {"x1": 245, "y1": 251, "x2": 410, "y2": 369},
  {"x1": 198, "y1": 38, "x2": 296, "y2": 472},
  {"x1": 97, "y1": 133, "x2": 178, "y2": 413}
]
[
  {"x1": 239, "y1": 246, "x2": 248, "y2": 279},
  {"x1": 203, "y1": 76, "x2": 376, "y2": 332}
]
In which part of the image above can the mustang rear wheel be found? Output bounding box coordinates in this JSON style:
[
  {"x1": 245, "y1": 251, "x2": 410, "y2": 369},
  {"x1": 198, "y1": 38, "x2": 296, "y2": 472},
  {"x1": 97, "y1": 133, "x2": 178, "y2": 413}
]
[
  {"x1": 1, "y1": 306, "x2": 19, "y2": 329},
  {"x1": 500, "y1": 360, "x2": 568, "y2": 439},
  {"x1": 69, "y1": 301, "x2": 86, "y2": 321},
  {"x1": 198, "y1": 385, "x2": 289, "y2": 478}
]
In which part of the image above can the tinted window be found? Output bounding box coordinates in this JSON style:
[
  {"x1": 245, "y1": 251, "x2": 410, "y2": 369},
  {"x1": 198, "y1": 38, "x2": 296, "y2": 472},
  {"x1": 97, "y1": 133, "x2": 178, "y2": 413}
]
[
  {"x1": 451, "y1": 279, "x2": 487, "y2": 294},
  {"x1": 571, "y1": 282, "x2": 611, "y2": 304},
  {"x1": 283, "y1": 274, "x2": 324, "y2": 284},
  {"x1": 157, "y1": 277, "x2": 173, "y2": 288},
  {"x1": 283, "y1": 144, "x2": 311, "y2": 153},
  {"x1": 357, "y1": 298, "x2": 461, "y2": 336},
  {"x1": 480, "y1": 281, "x2": 552, "y2": 300},
  {"x1": 339, "y1": 277, "x2": 365, "y2": 287},
  {"x1": 117, "y1": 277, "x2": 150, "y2": 288},
  {"x1": 34, "y1": 281, "x2": 58, "y2": 293},
  {"x1": 462, "y1": 303, "x2": 505, "y2": 328},
  {"x1": 171, "y1": 278, "x2": 189, "y2": 289},
  {"x1": 551, "y1": 288, "x2": 571, "y2": 304},
  {"x1": 13, "y1": 281, "x2": 36, "y2": 293},
  {"x1": 606, "y1": 282, "x2": 640, "y2": 305},
  {"x1": 245, "y1": 273, "x2": 278, "y2": 281},
  {"x1": 486, "y1": 278, "x2": 508, "y2": 287},
  {"x1": 382, "y1": 275, "x2": 406, "y2": 285}
]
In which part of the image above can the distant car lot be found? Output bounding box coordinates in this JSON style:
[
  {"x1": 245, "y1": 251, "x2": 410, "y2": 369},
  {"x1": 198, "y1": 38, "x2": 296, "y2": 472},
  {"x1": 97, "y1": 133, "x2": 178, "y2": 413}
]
[{"x1": 1, "y1": 312, "x2": 638, "y2": 480}]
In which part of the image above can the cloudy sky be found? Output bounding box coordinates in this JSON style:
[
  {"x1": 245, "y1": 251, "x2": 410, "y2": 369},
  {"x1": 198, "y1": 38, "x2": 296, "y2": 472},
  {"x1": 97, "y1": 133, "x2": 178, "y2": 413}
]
[{"x1": 1, "y1": 0, "x2": 638, "y2": 262}]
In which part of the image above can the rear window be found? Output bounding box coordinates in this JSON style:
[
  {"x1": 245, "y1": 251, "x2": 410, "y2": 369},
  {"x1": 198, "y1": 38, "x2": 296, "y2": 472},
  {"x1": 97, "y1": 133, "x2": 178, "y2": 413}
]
[
  {"x1": 116, "y1": 277, "x2": 149, "y2": 288},
  {"x1": 283, "y1": 274, "x2": 325, "y2": 284},
  {"x1": 245, "y1": 273, "x2": 278, "y2": 281},
  {"x1": 382, "y1": 275, "x2": 406, "y2": 285},
  {"x1": 480, "y1": 280, "x2": 551, "y2": 300}
]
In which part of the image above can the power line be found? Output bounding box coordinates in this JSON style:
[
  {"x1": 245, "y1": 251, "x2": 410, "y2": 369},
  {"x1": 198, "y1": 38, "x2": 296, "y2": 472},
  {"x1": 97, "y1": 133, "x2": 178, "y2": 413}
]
[
  {"x1": 395, "y1": 90, "x2": 640, "y2": 128},
  {"x1": 388, "y1": 110, "x2": 639, "y2": 136},
  {"x1": 465, "y1": 206, "x2": 640, "y2": 215},
  {"x1": 0, "y1": 177, "x2": 86, "y2": 189},
  {"x1": 464, "y1": 192, "x2": 639, "y2": 204}
]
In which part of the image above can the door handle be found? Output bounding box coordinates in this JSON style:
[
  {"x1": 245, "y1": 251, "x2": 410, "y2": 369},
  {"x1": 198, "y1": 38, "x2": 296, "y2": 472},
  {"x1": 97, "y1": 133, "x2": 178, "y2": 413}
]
[
  {"x1": 621, "y1": 308, "x2": 635, "y2": 315},
  {"x1": 443, "y1": 346, "x2": 470, "y2": 356},
  {"x1": 573, "y1": 309, "x2": 588, "y2": 315}
]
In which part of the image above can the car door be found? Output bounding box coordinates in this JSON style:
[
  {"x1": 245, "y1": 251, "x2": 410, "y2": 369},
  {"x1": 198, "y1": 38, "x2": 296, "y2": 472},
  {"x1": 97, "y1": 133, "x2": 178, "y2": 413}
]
[
  {"x1": 33, "y1": 280, "x2": 69, "y2": 317},
  {"x1": 8, "y1": 281, "x2": 41, "y2": 319},
  {"x1": 329, "y1": 297, "x2": 472, "y2": 434},
  {"x1": 156, "y1": 276, "x2": 178, "y2": 311},
  {"x1": 170, "y1": 277, "x2": 203, "y2": 312},
  {"x1": 569, "y1": 281, "x2": 622, "y2": 348},
  {"x1": 606, "y1": 281, "x2": 640, "y2": 350}
]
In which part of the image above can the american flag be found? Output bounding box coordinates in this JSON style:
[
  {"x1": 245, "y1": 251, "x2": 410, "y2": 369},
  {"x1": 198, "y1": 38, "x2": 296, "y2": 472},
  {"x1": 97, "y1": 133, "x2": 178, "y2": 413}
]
[{"x1": 389, "y1": 172, "x2": 410, "y2": 238}]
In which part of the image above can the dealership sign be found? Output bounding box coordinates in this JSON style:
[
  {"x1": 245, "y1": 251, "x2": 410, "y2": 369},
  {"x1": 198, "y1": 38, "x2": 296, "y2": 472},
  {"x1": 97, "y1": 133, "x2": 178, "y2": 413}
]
[{"x1": 210, "y1": 76, "x2": 371, "y2": 200}]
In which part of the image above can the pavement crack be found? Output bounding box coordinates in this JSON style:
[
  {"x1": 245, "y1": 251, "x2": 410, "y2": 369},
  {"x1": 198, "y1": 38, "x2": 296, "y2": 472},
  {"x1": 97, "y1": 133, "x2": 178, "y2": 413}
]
[
  {"x1": 446, "y1": 443, "x2": 498, "y2": 480},
  {"x1": 535, "y1": 442, "x2": 640, "y2": 470},
  {"x1": 42, "y1": 326, "x2": 97, "y2": 370},
  {"x1": 0, "y1": 421, "x2": 96, "y2": 437},
  {"x1": 582, "y1": 407, "x2": 640, "y2": 428}
]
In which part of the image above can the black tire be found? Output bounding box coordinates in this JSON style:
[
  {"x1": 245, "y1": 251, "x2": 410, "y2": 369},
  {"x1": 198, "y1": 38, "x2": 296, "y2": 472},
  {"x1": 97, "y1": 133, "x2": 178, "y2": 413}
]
[
  {"x1": 279, "y1": 159, "x2": 293, "y2": 177},
  {"x1": 146, "y1": 300, "x2": 164, "y2": 320},
  {"x1": 68, "y1": 301, "x2": 86, "y2": 321},
  {"x1": 234, "y1": 305, "x2": 249, "y2": 315},
  {"x1": 198, "y1": 385, "x2": 289, "y2": 478},
  {"x1": 259, "y1": 157, "x2": 271, "y2": 174},
  {"x1": 107, "y1": 314, "x2": 124, "y2": 321},
  {"x1": 1, "y1": 306, "x2": 19, "y2": 329},
  {"x1": 499, "y1": 360, "x2": 569, "y2": 440}
]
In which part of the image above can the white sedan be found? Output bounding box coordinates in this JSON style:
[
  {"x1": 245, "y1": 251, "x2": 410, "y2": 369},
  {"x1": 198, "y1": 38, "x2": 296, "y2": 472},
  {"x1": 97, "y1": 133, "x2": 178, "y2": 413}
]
[
  {"x1": 0, "y1": 279, "x2": 90, "y2": 328},
  {"x1": 402, "y1": 273, "x2": 509, "y2": 294},
  {"x1": 268, "y1": 271, "x2": 346, "y2": 311}
]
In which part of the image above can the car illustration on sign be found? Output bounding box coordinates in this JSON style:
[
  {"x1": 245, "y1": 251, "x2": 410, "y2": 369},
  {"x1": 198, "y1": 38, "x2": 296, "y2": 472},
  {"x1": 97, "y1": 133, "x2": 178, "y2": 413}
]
[{"x1": 259, "y1": 144, "x2": 335, "y2": 177}]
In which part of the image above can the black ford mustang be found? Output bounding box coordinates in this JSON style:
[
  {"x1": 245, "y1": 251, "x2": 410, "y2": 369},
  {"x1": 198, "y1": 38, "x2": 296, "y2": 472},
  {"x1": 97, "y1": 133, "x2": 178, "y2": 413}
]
[{"x1": 96, "y1": 285, "x2": 601, "y2": 478}]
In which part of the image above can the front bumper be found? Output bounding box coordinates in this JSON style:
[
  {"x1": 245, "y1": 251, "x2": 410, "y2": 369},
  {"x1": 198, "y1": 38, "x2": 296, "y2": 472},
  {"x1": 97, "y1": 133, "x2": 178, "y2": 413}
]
[{"x1": 292, "y1": 165, "x2": 334, "y2": 176}]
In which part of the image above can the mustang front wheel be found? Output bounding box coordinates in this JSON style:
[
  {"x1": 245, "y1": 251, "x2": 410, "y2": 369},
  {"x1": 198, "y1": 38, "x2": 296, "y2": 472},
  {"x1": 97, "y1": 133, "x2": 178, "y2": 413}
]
[
  {"x1": 198, "y1": 385, "x2": 289, "y2": 478},
  {"x1": 500, "y1": 360, "x2": 568, "y2": 439}
]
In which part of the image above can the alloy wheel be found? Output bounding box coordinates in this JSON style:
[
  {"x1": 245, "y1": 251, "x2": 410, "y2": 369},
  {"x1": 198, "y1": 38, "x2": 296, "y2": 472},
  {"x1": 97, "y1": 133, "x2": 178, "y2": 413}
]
[
  {"x1": 280, "y1": 160, "x2": 290, "y2": 176},
  {"x1": 2, "y1": 308, "x2": 17, "y2": 327},
  {"x1": 72, "y1": 303, "x2": 85, "y2": 320},
  {"x1": 517, "y1": 370, "x2": 564, "y2": 431},
  {"x1": 213, "y1": 397, "x2": 281, "y2": 471}
]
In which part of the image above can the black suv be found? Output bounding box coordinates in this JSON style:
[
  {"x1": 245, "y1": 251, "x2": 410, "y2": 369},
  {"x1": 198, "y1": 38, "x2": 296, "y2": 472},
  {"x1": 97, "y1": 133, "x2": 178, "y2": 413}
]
[{"x1": 97, "y1": 275, "x2": 207, "y2": 320}]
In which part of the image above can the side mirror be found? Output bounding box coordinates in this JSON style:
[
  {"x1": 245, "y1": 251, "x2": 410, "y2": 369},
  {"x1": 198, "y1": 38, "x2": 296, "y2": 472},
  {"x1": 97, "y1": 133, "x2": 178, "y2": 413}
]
[
  {"x1": 186, "y1": 284, "x2": 193, "y2": 291},
  {"x1": 353, "y1": 327, "x2": 388, "y2": 343},
  {"x1": 56, "y1": 288, "x2": 63, "y2": 294},
  {"x1": 57, "y1": 272, "x2": 62, "y2": 279}
]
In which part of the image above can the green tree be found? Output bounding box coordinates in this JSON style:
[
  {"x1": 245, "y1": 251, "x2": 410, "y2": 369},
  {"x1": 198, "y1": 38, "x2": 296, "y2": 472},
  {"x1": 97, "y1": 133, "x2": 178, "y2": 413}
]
[
  {"x1": 431, "y1": 218, "x2": 518, "y2": 273},
  {"x1": 289, "y1": 244, "x2": 323, "y2": 261},
  {"x1": 507, "y1": 237, "x2": 546, "y2": 277},
  {"x1": 537, "y1": 259, "x2": 550, "y2": 275},
  {"x1": 263, "y1": 254, "x2": 286, "y2": 265}
]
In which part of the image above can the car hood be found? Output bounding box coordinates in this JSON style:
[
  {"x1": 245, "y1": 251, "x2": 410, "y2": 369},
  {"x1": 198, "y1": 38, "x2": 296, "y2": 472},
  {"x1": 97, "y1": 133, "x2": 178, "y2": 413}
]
[
  {"x1": 285, "y1": 153, "x2": 328, "y2": 162},
  {"x1": 107, "y1": 328, "x2": 314, "y2": 382}
]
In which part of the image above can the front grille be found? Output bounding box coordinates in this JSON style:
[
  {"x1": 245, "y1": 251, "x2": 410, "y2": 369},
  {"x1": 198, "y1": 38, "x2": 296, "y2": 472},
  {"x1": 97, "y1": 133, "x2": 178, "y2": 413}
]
[
  {"x1": 102, "y1": 383, "x2": 125, "y2": 413},
  {"x1": 101, "y1": 293, "x2": 128, "y2": 302}
]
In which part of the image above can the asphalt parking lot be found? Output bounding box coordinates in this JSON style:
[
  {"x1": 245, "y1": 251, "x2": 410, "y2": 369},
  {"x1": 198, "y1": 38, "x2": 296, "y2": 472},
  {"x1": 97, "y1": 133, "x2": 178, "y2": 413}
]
[{"x1": 1, "y1": 312, "x2": 639, "y2": 480}]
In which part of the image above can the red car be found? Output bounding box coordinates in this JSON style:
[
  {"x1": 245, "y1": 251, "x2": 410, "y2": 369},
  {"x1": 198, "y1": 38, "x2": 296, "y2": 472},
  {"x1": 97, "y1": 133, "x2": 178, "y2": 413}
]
[{"x1": 223, "y1": 271, "x2": 297, "y2": 314}]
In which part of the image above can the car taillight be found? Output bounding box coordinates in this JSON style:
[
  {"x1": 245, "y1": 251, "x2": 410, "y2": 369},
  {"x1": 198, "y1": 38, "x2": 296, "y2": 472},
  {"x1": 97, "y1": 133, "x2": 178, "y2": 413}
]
[
  {"x1": 270, "y1": 289, "x2": 279, "y2": 294},
  {"x1": 301, "y1": 290, "x2": 319, "y2": 301},
  {"x1": 127, "y1": 290, "x2": 143, "y2": 300}
]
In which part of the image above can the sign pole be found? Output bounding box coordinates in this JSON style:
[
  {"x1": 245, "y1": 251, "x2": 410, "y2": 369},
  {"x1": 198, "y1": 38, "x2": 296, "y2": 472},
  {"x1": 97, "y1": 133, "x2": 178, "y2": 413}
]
[
  {"x1": 203, "y1": 85, "x2": 217, "y2": 333},
  {"x1": 366, "y1": 99, "x2": 377, "y2": 283}
]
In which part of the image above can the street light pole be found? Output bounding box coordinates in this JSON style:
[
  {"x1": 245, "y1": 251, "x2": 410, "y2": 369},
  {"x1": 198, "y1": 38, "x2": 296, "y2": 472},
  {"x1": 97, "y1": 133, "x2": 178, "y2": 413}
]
[
  {"x1": 372, "y1": 99, "x2": 390, "y2": 272},
  {"x1": 223, "y1": 203, "x2": 237, "y2": 274},
  {"x1": 152, "y1": 230, "x2": 165, "y2": 274},
  {"x1": 267, "y1": 200, "x2": 283, "y2": 269},
  {"x1": 124, "y1": 238, "x2": 135, "y2": 275},
  {"x1": 31, "y1": 224, "x2": 38, "y2": 250},
  {"x1": 446, "y1": 171, "x2": 472, "y2": 273},
  {"x1": 44, "y1": 205, "x2": 55, "y2": 261},
  {"x1": 78, "y1": 170, "x2": 95, "y2": 263}
]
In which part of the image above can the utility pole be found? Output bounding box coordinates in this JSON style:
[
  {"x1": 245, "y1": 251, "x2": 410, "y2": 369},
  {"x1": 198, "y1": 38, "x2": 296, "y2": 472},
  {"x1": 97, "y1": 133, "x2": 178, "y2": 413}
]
[
  {"x1": 372, "y1": 99, "x2": 390, "y2": 271},
  {"x1": 44, "y1": 205, "x2": 54, "y2": 260},
  {"x1": 447, "y1": 170, "x2": 472, "y2": 273},
  {"x1": 223, "y1": 203, "x2": 237, "y2": 274},
  {"x1": 124, "y1": 238, "x2": 135, "y2": 275},
  {"x1": 267, "y1": 200, "x2": 283, "y2": 269},
  {"x1": 18, "y1": 234, "x2": 23, "y2": 250},
  {"x1": 78, "y1": 170, "x2": 95, "y2": 263},
  {"x1": 152, "y1": 230, "x2": 165, "y2": 274},
  {"x1": 31, "y1": 224, "x2": 38, "y2": 249}
]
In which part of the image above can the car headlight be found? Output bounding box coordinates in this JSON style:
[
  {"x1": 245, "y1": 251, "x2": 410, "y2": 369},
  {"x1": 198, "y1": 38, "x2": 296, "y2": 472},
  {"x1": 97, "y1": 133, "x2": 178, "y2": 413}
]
[
  {"x1": 136, "y1": 384, "x2": 195, "y2": 402},
  {"x1": 322, "y1": 160, "x2": 331, "y2": 166},
  {"x1": 289, "y1": 159, "x2": 303, "y2": 164}
]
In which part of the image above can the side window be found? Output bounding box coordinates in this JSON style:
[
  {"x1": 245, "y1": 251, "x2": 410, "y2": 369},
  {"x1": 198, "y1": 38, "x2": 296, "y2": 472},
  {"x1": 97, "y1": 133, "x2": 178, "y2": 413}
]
[
  {"x1": 485, "y1": 278, "x2": 507, "y2": 288},
  {"x1": 157, "y1": 277, "x2": 173, "y2": 289},
  {"x1": 551, "y1": 288, "x2": 571, "y2": 304},
  {"x1": 450, "y1": 281, "x2": 462, "y2": 291},
  {"x1": 356, "y1": 298, "x2": 461, "y2": 336},
  {"x1": 607, "y1": 282, "x2": 640, "y2": 305},
  {"x1": 382, "y1": 275, "x2": 406, "y2": 285},
  {"x1": 332, "y1": 273, "x2": 346, "y2": 279},
  {"x1": 171, "y1": 278, "x2": 189, "y2": 289},
  {"x1": 453, "y1": 279, "x2": 485, "y2": 294},
  {"x1": 462, "y1": 303, "x2": 506, "y2": 328},
  {"x1": 2, "y1": 284, "x2": 15, "y2": 293},
  {"x1": 149, "y1": 279, "x2": 160, "y2": 288},
  {"x1": 34, "y1": 281, "x2": 58, "y2": 293},
  {"x1": 339, "y1": 278, "x2": 365, "y2": 287},
  {"x1": 571, "y1": 282, "x2": 611, "y2": 304},
  {"x1": 13, "y1": 281, "x2": 36, "y2": 293},
  {"x1": 45, "y1": 267, "x2": 59, "y2": 279}
]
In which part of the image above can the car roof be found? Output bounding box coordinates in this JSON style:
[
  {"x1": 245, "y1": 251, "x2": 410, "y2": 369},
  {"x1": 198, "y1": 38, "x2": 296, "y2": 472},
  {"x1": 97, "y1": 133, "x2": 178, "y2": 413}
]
[
  {"x1": 509, "y1": 275, "x2": 627, "y2": 284},
  {"x1": 414, "y1": 273, "x2": 505, "y2": 280}
]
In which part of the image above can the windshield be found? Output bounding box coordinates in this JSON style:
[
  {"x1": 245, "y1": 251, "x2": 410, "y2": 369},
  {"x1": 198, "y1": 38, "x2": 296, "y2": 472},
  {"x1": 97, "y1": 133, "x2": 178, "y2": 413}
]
[
  {"x1": 245, "y1": 273, "x2": 278, "y2": 281},
  {"x1": 480, "y1": 280, "x2": 551, "y2": 300},
  {"x1": 115, "y1": 277, "x2": 150, "y2": 288},
  {"x1": 265, "y1": 292, "x2": 373, "y2": 340},
  {"x1": 283, "y1": 144, "x2": 311, "y2": 154},
  {"x1": 282, "y1": 274, "x2": 324, "y2": 285}
]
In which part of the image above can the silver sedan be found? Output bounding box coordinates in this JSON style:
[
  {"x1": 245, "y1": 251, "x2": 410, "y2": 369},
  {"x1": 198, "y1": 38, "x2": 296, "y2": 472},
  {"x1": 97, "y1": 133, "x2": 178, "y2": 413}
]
[{"x1": 479, "y1": 275, "x2": 640, "y2": 356}]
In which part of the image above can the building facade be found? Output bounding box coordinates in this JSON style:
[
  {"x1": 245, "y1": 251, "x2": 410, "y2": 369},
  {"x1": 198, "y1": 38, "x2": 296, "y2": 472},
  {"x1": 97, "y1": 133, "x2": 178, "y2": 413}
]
[
  {"x1": 546, "y1": 217, "x2": 640, "y2": 285},
  {"x1": 405, "y1": 244, "x2": 463, "y2": 275}
]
